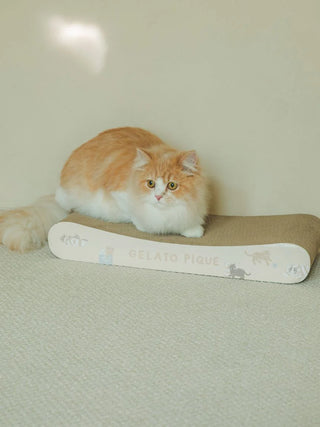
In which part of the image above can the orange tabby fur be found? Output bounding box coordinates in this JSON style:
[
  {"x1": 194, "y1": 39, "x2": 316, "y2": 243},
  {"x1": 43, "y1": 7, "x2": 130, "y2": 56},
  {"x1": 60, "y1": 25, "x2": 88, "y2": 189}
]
[
  {"x1": 60, "y1": 127, "x2": 176, "y2": 192},
  {"x1": 0, "y1": 127, "x2": 208, "y2": 252}
]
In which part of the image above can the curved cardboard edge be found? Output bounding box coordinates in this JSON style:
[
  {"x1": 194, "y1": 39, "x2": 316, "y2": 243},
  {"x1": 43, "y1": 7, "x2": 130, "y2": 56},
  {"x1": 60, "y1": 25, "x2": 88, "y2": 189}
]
[
  {"x1": 49, "y1": 221, "x2": 312, "y2": 284},
  {"x1": 60, "y1": 213, "x2": 320, "y2": 265}
]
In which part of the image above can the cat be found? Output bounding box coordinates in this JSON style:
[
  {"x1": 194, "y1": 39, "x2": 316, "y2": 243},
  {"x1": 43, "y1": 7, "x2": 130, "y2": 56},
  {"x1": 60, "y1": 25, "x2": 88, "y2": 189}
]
[
  {"x1": 228, "y1": 264, "x2": 251, "y2": 279},
  {"x1": 245, "y1": 250, "x2": 272, "y2": 266},
  {"x1": 0, "y1": 127, "x2": 209, "y2": 253}
]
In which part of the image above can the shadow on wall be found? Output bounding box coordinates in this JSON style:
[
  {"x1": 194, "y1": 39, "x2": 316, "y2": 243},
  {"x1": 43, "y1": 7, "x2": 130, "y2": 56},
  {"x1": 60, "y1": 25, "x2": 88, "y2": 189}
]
[
  {"x1": 207, "y1": 179, "x2": 222, "y2": 215},
  {"x1": 207, "y1": 178, "x2": 250, "y2": 216}
]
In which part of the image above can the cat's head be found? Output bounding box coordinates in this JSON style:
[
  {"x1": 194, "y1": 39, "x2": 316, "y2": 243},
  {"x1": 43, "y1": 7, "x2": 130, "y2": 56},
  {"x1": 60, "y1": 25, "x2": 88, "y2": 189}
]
[{"x1": 131, "y1": 148, "x2": 206, "y2": 208}]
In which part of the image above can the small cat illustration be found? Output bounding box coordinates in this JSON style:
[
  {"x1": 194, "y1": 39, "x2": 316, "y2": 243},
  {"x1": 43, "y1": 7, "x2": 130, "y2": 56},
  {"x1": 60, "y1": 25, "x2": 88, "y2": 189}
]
[
  {"x1": 60, "y1": 234, "x2": 88, "y2": 247},
  {"x1": 245, "y1": 250, "x2": 272, "y2": 266},
  {"x1": 0, "y1": 127, "x2": 208, "y2": 252},
  {"x1": 285, "y1": 264, "x2": 308, "y2": 279},
  {"x1": 99, "y1": 247, "x2": 114, "y2": 265},
  {"x1": 228, "y1": 264, "x2": 251, "y2": 279}
]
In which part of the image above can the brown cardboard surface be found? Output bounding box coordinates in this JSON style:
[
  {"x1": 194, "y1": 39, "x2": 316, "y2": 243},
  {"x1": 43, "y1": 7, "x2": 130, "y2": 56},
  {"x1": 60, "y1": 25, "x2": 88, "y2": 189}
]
[{"x1": 62, "y1": 213, "x2": 320, "y2": 264}]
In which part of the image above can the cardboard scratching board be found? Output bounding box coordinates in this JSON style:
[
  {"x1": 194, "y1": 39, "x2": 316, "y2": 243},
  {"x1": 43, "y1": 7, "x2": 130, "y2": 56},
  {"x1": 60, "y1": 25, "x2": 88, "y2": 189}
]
[{"x1": 48, "y1": 213, "x2": 320, "y2": 284}]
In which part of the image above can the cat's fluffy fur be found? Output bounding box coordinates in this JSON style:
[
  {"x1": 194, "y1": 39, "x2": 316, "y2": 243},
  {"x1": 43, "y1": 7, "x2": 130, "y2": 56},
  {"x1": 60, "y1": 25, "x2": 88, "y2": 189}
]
[{"x1": 0, "y1": 127, "x2": 208, "y2": 252}]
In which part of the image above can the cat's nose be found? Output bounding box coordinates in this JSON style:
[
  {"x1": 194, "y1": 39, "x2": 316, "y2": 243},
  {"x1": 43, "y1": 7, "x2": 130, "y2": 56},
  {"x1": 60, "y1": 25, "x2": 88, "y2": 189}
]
[{"x1": 155, "y1": 195, "x2": 163, "y2": 201}]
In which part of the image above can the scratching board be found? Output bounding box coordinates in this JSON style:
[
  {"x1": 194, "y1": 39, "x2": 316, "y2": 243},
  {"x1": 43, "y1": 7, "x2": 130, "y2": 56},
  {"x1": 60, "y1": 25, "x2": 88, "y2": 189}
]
[{"x1": 48, "y1": 213, "x2": 320, "y2": 284}]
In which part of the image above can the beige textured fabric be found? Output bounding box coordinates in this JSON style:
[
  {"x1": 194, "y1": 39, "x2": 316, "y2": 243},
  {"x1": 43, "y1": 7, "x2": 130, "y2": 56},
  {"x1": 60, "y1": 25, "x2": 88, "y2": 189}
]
[
  {"x1": 1, "y1": 243, "x2": 320, "y2": 426},
  {"x1": 63, "y1": 213, "x2": 320, "y2": 265}
]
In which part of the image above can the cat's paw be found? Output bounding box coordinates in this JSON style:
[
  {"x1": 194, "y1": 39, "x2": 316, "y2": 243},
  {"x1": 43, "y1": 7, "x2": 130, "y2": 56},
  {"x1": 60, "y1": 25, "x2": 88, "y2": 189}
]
[
  {"x1": 134, "y1": 223, "x2": 148, "y2": 233},
  {"x1": 181, "y1": 225, "x2": 204, "y2": 238}
]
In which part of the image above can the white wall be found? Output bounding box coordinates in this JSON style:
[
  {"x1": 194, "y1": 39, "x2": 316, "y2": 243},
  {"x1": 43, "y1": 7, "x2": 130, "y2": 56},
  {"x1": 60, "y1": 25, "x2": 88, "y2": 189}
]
[{"x1": 1, "y1": 0, "x2": 319, "y2": 216}]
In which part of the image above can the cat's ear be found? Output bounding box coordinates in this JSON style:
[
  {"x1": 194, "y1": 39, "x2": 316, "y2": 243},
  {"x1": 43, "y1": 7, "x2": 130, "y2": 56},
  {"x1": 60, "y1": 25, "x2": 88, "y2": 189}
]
[
  {"x1": 133, "y1": 148, "x2": 151, "y2": 169},
  {"x1": 179, "y1": 150, "x2": 199, "y2": 175}
]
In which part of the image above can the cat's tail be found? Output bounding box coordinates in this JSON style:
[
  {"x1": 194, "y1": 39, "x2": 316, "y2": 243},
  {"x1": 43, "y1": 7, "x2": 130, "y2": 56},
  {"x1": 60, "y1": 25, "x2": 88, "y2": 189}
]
[{"x1": 0, "y1": 195, "x2": 68, "y2": 253}]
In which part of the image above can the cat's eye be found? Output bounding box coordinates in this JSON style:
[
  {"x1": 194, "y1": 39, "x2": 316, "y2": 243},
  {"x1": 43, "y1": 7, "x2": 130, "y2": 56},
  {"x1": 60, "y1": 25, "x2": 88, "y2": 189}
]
[
  {"x1": 147, "y1": 180, "x2": 155, "y2": 188},
  {"x1": 167, "y1": 181, "x2": 178, "y2": 190}
]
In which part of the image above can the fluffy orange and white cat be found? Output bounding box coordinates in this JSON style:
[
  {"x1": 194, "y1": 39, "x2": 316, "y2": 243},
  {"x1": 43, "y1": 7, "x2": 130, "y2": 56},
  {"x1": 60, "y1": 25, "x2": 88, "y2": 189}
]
[{"x1": 0, "y1": 127, "x2": 209, "y2": 252}]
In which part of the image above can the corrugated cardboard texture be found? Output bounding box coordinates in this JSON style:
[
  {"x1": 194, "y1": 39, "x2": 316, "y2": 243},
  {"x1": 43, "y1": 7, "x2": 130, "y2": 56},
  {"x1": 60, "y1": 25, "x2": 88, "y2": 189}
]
[{"x1": 62, "y1": 213, "x2": 320, "y2": 265}]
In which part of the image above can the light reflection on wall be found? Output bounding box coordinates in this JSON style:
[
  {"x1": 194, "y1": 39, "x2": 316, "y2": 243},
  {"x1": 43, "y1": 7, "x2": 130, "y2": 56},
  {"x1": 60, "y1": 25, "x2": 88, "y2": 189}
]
[{"x1": 47, "y1": 16, "x2": 107, "y2": 73}]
